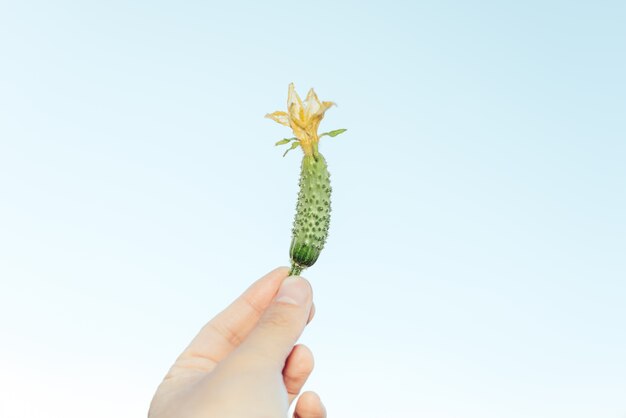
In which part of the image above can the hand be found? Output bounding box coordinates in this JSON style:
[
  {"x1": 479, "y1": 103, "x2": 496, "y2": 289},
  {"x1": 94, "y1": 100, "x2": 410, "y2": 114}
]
[{"x1": 149, "y1": 267, "x2": 326, "y2": 418}]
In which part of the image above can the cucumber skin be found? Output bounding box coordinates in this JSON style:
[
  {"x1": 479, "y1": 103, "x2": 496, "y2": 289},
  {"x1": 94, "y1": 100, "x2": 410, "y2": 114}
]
[{"x1": 290, "y1": 153, "x2": 332, "y2": 270}]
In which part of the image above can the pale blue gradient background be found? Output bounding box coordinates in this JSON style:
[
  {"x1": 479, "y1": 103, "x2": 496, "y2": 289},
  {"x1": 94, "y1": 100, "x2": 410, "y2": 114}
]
[{"x1": 1, "y1": 1, "x2": 625, "y2": 417}]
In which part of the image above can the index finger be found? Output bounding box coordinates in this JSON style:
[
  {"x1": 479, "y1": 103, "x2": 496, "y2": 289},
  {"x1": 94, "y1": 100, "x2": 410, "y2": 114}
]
[{"x1": 167, "y1": 266, "x2": 290, "y2": 378}]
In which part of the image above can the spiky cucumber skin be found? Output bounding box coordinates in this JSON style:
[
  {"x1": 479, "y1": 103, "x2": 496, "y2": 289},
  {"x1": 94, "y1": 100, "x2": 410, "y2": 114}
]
[{"x1": 289, "y1": 153, "x2": 331, "y2": 274}]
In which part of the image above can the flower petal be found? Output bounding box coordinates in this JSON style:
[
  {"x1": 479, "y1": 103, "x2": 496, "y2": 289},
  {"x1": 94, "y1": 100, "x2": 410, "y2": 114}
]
[
  {"x1": 321, "y1": 101, "x2": 335, "y2": 112},
  {"x1": 304, "y1": 88, "x2": 322, "y2": 118},
  {"x1": 287, "y1": 83, "x2": 304, "y2": 122},
  {"x1": 265, "y1": 111, "x2": 290, "y2": 126}
]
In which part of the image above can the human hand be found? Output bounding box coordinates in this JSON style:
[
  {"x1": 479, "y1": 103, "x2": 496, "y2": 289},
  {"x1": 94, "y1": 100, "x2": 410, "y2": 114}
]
[{"x1": 149, "y1": 267, "x2": 326, "y2": 418}]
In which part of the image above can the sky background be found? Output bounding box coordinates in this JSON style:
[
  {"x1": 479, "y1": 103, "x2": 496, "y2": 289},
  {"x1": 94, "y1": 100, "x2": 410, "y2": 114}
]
[{"x1": 1, "y1": 1, "x2": 625, "y2": 417}]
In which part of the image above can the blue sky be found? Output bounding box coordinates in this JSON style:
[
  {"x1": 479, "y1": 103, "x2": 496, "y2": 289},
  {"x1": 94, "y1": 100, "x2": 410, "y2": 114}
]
[{"x1": 1, "y1": 1, "x2": 625, "y2": 417}]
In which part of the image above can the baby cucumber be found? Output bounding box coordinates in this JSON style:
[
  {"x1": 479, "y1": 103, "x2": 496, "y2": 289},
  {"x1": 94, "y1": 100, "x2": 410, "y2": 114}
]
[
  {"x1": 266, "y1": 83, "x2": 346, "y2": 275},
  {"x1": 289, "y1": 154, "x2": 332, "y2": 274}
]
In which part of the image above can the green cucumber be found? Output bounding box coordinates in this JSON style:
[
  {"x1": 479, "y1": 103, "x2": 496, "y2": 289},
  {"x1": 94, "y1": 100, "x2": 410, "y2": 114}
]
[
  {"x1": 265, "y1": 83, "x2": 345, "y2": 276},
  {"x1": 289, "y1": 154, "x2": 332, "y2": 275}
]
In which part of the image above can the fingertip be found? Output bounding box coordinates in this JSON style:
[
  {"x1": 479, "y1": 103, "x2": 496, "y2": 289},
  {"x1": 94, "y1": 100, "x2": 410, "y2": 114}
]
[
  {"x1": 294, "y1": 391, "x2": 326, "y2": 418},
  {"x1": 272, "y1": 266, "x2": 292, "y2": 277},
  {"x1": 275, "y1": 277, "x2": 312, "y2": 306},
  {"x1": 248, "y1": 266, "x2": 290, "y2": 291},
  {"x1": 284, "y1": 344, "x2": 315, "y2": 404},
  {"x1": 287, "y1": 344, "x2": 315, "y2": 372}
]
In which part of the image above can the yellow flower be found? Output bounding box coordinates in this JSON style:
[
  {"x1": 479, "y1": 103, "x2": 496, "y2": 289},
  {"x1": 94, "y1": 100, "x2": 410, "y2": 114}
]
[{"x1": 266, "y1": 83, "x2": 335, "y2": 156}]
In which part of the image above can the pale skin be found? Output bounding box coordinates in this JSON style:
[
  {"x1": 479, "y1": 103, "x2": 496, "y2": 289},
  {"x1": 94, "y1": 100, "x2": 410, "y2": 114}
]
[{"x1": 149, "y1": 267, "x2": 326, "y2": 418}]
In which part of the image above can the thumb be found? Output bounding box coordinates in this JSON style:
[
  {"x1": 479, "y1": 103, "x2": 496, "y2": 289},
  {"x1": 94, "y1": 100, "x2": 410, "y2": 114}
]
[{"x1": 233, "y1": 276, "x2": 313, "y2": 369}]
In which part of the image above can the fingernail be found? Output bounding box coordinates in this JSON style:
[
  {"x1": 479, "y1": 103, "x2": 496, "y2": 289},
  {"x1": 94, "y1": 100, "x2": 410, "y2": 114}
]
[{"x1": 275, "y1": 277, "x2": 309, "y2": 305}]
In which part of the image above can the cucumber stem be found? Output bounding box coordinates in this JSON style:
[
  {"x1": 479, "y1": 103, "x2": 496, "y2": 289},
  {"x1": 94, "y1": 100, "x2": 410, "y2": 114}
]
[{"x1": 289, "y1": 263, "x2": 304, "y2": 276}]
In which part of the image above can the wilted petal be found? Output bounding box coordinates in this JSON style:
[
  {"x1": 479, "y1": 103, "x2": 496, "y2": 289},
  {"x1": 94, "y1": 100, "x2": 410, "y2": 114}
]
[
  {"x1": 320, "y1": 101, "x2": 335, "y2": 112},
  {"x1": 287, "y1": 83, "x2": 304, "y2": 121},
  {"x1": 265, "y1": 111, "x2": 290, "y2": 126},
  {"x1": 303, "y1": 88, "x2": 319, "y2": 115}
]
